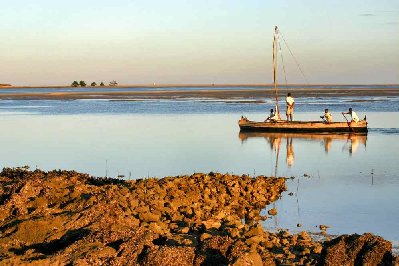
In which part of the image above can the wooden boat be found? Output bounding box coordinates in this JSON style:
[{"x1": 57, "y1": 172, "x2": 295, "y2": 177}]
[
  {"x1": 239, "y1": 118, "x2": 368, "y2": 133},
  {"x1": 238, "y1": 26, "x2": 368, "y2": 133}
]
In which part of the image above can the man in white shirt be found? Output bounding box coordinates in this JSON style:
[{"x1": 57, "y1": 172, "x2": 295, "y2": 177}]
[
  {"x1": 265, "y1": 108, "x2": 278, "y2": 122},
  {"x1": 342, "y1": 108, "x2": 360, "y2": 123},
  {"x1": 320, "y1": 108, "x2": 333, "y2": 123},
  {"x1": 285, "y1": 93, "x2": 295, "y2": 121}
]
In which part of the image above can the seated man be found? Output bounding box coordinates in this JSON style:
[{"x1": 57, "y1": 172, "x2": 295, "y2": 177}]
[
  {"x1": 265, "y1": 109, "x2": 278, "y2": 122},
  {"x1": 342, "y1": 107, "x2": 360, "y2": 122},
  {"x1": 320, "y1": 108, "x2": 333, "y2": 123}
]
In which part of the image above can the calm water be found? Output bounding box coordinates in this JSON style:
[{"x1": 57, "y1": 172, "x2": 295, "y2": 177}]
[{"x1": 0, "y1": 95, "x2": 398, "y2": 244}]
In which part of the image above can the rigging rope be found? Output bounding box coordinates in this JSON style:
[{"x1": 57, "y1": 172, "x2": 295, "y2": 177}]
[
  {"x1": 278, "y1": 30, "x2": 310, "y2": 85},
  {"x1": 278, "y1": 40, "x2": 289, "y2": 93}
]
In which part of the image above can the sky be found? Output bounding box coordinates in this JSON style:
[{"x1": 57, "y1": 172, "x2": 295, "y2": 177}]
[{"x1": 0, "y1": 0, "x2": 398, "y2": 86}]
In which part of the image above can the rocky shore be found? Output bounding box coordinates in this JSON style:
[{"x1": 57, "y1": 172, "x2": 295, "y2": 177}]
[{"x1": 0, "y1": 167, "x2": 395, "y2": 265}]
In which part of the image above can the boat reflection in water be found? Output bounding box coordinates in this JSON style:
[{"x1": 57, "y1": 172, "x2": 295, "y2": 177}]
[
  {"x1": 239, "y1": 132, "x2": 368, "y2": 168},
  {"x1": 239, "y1": 131, "x2": 368, "y2": 226}
]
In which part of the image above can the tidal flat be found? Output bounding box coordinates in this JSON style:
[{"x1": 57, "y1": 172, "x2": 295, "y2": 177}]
[{"x1": 0, "y1": 85, "x2": 399, "y2": 101}]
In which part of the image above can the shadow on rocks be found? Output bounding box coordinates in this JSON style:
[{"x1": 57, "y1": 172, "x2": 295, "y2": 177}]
[{"x1": 318, "y1": 233, "x2": 393, "y2": 266}]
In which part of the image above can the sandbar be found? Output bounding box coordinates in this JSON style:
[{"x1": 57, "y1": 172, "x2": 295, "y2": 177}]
[{"x1": 0, "y1": 85, "x2": 399, "y2": 101}]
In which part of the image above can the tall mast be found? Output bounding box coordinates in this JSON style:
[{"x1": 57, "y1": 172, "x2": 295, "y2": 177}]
[{"x1": 273, "y1": 26, "x2": 281, "y2": 119}]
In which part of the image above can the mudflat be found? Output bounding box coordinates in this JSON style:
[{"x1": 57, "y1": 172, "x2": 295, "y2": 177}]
[{"x1": 0, "y1": 85, "x2": 399, "y2": 100}]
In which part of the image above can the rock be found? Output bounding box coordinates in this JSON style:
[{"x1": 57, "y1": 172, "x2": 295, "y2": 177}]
[
  {"x1": 280, "y1": 238, "x2": 289, "y2": 246},
  {"x1": 319, "y1": 233, "x2": 393, "y2": 266},
  {"x1": 204, "y1": 236, "x2": 233, "y2": 255},
  {"x1": 319, "y1": 224, "x2": 329, "y2": 231},
  {"x1": 141, "y1": 246, "x2": 196, "y2": 266},
  {"x1": 178, "y1": 227, "x2": 190, "y2": 234},
  {"x1": 139, "y1": 211, "x2": 161, "y2": 223},
  {"x1": 268, "y1": 208, "x2": 277, "y2": 216},
  {"x1": 297, "y1": 223, "x2": 302, "y2": 227},
  {"x1": 198, "y1": 236, "x2": 232, "y2": 265},
  {"x1": 148, "y1": 222, "x2": 164, "y2": 235},
  {"x1": 245, "y1": 225, "x2": 264, "y2": 238},
  {"x1": 1, "y1": 168, "x2": 393, "y2": 266},
  {"x1": 313, "y1": 244, "x2": 323, "y2": 254},
  {"x1": 200, "y1": 233, "x2": 212, "y2": 242},
  {"x1": 202, "y1": 220, "x2": 221, "y2": 230},
  {"x1": 298, "y1": 231, "x2": 310, "y2": 240},
  {"x1": 246, "y1": 235, "x2": 264, "y2": 246},
  {"x1": 228, "y1": 228, "x2": 241, "y2": 238},
  {"x1": 232, "y1": 251, "x2": 263, "y2": 266},
  {"x1": 301, "y1": 247, "x2": 310, "y2": 255}
]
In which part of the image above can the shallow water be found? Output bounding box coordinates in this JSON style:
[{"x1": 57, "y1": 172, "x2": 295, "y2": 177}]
[{"x1": 0, "y1": 97, "x2": 398, "y2": 242}]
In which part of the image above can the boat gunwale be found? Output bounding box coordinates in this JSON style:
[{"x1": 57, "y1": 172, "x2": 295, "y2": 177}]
[
  {"x1": 238, "y1": 120, "x2": 368, "y2": 133},
  {"x1": 239, "y1": 119, "x2": 367, "y2": 124}
]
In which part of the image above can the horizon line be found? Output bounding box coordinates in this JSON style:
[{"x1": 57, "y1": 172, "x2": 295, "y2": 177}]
[{"x1": 2, "y1": 83, "x2": 399, "y2": 89}]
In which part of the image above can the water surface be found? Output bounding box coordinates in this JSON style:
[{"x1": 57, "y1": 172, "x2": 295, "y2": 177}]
[{"x1": 0, "y1": 97, "x2": 398, "y2": 243}]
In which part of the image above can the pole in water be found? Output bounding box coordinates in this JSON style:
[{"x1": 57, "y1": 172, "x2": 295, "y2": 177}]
[
  {"x1": 105, "y1": 159, "x2": 108, "y2": 177},
  {"x1": 371, "y1": 168, "x2": 374, "y2": 185}
]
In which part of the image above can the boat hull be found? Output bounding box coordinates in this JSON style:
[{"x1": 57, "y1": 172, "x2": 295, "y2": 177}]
[{"x1": 238, "y1": 119, "x2": 368, "y2": 133}]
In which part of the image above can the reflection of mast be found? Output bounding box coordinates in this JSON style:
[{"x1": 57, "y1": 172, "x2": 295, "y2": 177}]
[
  {"x1": 273, "y1": 137, "x2": 281, "y2": 177},
  {"x1": 272, "y1": 136, "x2": 280, "y2": 227},
  {"x1": 296, "y1": 177, "x2": 300, "y2": 224},
  {"x1": 274, "y1": 143, "x2": 280, "y2": 177}
]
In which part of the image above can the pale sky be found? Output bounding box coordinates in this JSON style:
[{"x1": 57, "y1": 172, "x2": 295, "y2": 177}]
[{"x1": 0, "y1": 0, "x2": 398, "y2": 86}]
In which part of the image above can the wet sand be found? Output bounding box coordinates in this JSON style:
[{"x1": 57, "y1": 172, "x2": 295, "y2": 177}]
[
  {"x1": 0, "y1": 85, "x2": 399, "y2": 100},
  {"x1": 0, "y1": 168, "x2": 395, "y2": 265}
]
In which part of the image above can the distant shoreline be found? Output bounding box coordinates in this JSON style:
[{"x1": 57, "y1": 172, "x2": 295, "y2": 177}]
[
  {"x1": 0, "y1": 85, "x2": 399, "y2": 100},
  {"x1": 1, "y1": 83, "x2": 399, "y2": 89}
]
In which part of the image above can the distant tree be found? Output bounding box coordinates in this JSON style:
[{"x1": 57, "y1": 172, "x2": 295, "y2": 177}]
[
  {"x1": 109, "y1": 80, "x2": 118, "y2": 86},
  {"x1": 71, "y1": 81, "x2": 79, "y2": 87},
  {"x1": 100, "y1": 82, "x2": 105, "y2": 86},
  {"x1": 91, "y1": 82, "x2": 97, "y2": 86},
  {"x1": 79, "y1": 80, "x2": 86, "y2": 87}
]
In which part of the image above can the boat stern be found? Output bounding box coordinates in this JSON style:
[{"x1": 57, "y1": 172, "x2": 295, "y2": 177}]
[{"x1": 238, "y1": 116, "x2": 250, "y2": 126}]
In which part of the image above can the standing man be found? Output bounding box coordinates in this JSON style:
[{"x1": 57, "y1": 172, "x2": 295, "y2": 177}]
[
  {"x1": 285, "y1": 93, "x2": 295, "y2": 121},
  {"x1": 342, "y1": 108, "x2": 359, "y2": 123}
]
